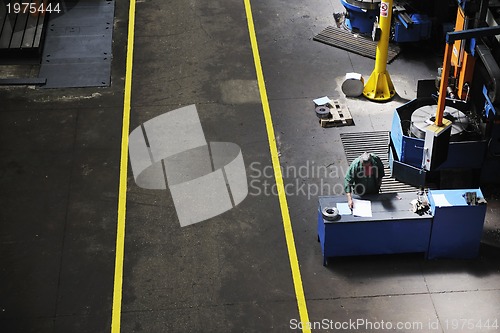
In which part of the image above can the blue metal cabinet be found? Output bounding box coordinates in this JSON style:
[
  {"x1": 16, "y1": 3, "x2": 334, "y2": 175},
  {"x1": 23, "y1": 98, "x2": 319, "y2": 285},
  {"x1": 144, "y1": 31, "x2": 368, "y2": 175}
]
[
  {"x1": 427, "y1": 189, "x2": 487, "y2": 259},
  {"x1": 318, "y1": 193, "x2": 433, "y2": 266}
]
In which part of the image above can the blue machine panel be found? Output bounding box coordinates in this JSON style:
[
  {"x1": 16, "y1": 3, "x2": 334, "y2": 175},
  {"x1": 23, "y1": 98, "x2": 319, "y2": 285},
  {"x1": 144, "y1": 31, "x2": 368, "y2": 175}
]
[
  {"x1": 440, "y1": 141, "x2": 487, "y2": 169},
  {"x1": 390, "y1": 111, "x2": 403, "y2": 160},
  {"x1": 427, "y1": 189, "x2": 487, "y2": 259},
  {"x1": 402, "y1": 136, "x2": 424, "y2": 168},
  {"x1": 393, "y1": 14, "x2": 432, "y2": 43}
]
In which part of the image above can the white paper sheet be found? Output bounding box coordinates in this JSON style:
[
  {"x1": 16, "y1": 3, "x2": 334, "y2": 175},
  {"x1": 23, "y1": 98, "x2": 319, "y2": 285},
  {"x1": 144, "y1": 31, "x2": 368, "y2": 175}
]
[
  {"x1": 336, "y1": 202, "x2": 352, "y2": 215},
  {"x1": 352, "y1": 199, "x2": 372, "y2": 217},
  {"x1": 313, "y1": 96, "x2": 331, "y2": 106},
  {"x1": 345, "y1": 72, "x2": 362, "y2": 80},
  {"x1": 432, "y1": 193, "x2": 452, "y2": 207}
]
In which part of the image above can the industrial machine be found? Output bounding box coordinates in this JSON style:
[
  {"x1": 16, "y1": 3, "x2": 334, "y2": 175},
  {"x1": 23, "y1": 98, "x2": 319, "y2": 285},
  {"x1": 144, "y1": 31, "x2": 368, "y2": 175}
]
[
  {"x1": 390, "y1": 0, "x2": 500, "y2": 188},
  {"x1": 339, "y1": 0, "x2": 432, "y2": 43},
  {"x1": 317, "y1": 0, "x2": 494, "y2": 265}
]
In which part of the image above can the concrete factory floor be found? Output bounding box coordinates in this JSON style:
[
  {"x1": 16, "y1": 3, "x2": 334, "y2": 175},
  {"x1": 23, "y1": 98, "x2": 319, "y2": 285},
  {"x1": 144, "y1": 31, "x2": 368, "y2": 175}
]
[{"x1": 1, "y1": 0, "x2": 500, "y2": 332}]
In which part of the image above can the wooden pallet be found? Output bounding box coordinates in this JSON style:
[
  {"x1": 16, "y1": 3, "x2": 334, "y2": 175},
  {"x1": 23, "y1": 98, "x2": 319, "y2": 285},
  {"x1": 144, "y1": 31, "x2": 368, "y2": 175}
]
[{"x1": 319, "y1": 100, "x2": 354, "y2": 128}]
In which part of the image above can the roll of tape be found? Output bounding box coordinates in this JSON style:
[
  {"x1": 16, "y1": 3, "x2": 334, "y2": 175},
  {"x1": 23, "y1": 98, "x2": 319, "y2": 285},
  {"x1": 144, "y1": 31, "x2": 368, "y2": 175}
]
[
  {"x1": 322, "y1": 206, "x2": 341, "y2": 221},
  {"x1": 315, "y1": 106, "x2": 331, "y2": 118}
]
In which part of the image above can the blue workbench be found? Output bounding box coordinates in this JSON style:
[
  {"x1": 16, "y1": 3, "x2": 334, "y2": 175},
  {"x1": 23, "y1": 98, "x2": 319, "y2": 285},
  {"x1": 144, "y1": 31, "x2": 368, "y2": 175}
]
[
  {"x1": 318, "y1": 189, "x2": 488, "y2": 265},
  {"x1": 318, "y1": 192, "x2": 432, "y2": 266}
]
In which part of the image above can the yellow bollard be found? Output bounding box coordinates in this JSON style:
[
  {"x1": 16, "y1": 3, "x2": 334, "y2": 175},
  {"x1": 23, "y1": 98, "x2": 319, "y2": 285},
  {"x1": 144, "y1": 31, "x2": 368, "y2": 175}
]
[{"x1": 363, "y1": 0, "x2": 396, "y2": 101}]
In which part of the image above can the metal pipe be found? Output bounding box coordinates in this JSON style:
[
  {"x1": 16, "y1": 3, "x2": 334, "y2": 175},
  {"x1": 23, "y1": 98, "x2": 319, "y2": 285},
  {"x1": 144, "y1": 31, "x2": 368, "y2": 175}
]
[
  {"x1": 363, "y1": 0, "x2": 396, "y2": 101},
  {"x1": 436, "y1": 43, "x2": 453, "y2": 126}
]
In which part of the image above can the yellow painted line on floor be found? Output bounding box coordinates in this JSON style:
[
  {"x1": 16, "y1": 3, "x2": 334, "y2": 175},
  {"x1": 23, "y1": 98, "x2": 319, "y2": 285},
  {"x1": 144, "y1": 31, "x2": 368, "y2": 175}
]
[
  {"x1": 243, "y1": 1, "x2": 311, "y2": 332},
  {"x1": 111, "y1": 0, "x2": 136, "y2": 332}
]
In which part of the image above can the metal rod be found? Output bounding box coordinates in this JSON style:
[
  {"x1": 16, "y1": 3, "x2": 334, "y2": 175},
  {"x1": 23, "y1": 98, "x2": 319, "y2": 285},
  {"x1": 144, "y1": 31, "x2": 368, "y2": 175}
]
[
  {"x1": 435, "y1": 43, "x2": 453, "y2": 126},
  {"x1": 446, "y1": 25, "x2": 500, "y2": 43},
  {"x1": 435, "y1": 23, "x2": 500, "y2": 126}
]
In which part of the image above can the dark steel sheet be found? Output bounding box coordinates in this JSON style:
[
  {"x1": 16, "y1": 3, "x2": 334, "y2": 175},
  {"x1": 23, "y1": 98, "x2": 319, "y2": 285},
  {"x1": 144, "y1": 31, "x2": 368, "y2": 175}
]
[
  {"x1": 39, "y1": 61, "x2": 111, "y2": 88},
  {"x1": 38, "y1": 0, "x2": 115, "y2": 88},
  {"x1": 0, "y1": 77, "x2": 46, "y2": 85}
]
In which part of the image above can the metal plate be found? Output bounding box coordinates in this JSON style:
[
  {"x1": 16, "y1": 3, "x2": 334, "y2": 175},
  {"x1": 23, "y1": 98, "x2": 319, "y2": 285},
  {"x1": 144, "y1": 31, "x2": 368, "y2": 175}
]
[
  {"x1": 0, "y1": 77, "x2": 46, "y2": 85},
  {"x1": 341, "y1": 78, "x2": 364, "y2": 97},
  {"x1": 38, "y1": 0, "x2": 115, "y2": 88},
  {"x1": 410, "y1": 105, "x2": 469, "y2": 139}
]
